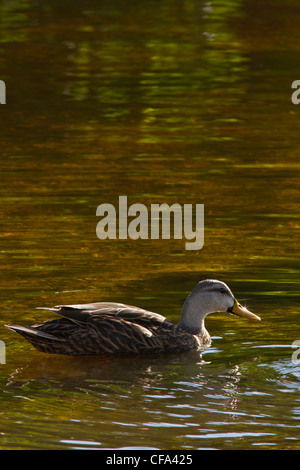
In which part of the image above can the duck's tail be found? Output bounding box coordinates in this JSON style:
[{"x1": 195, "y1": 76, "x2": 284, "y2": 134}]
[
  {"x1": 5, "y1": 323, "x2": 68, "y2": 355},
  {"x1": 5, "y1": 324, "x2": 63, "y2": 341}
]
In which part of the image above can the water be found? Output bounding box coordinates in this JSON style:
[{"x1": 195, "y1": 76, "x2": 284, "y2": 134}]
[{"x1": 0, "y1": 0, "x2": 300, "y2": 450}]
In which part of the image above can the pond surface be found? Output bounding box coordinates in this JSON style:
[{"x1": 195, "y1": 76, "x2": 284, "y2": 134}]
[{"x1": 0, "y1": 0, "x2": 300, "y2": 450}]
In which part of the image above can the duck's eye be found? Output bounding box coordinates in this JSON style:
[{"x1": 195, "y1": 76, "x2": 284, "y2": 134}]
[{"x1": 219, "y1": 287, "x2": 227, "y2": 294}]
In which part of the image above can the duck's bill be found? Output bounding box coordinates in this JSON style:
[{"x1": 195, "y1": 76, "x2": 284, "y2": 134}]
[{"x1": 228, "y1": 299, "x2": 261, "y2": 322}]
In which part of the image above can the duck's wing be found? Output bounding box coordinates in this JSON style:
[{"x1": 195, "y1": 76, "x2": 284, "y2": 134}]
[
  {"x1": 36, "y1": 302, "x2": 174, "y2": 328},
  {"x1": 35, "y1": 302, "x2": 128, "y2": 323}
]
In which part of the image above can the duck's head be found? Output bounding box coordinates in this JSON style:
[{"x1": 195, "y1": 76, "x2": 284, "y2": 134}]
[{"x1": 178, "y1": 279, "x2": 261, "y2": 334}]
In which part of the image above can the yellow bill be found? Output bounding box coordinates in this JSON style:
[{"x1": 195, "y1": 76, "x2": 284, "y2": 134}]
[{"x1": 230, "y1": 299, "x2": 261, "y2": 322}]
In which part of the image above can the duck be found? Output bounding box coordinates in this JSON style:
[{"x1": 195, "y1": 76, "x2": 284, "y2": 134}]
[{"x1": 5, "y1": 279, "x2": 261, "y2": 356}]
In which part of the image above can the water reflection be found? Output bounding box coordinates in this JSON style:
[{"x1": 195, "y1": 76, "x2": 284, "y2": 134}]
[
  {"x1": 5, "y1": 351, "x2": 205, "y2": 389},
  {"x1": 2, "y1": 332, "x2": 300, "y2": 449}
]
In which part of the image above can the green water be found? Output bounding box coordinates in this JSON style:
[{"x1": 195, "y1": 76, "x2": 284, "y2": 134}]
[{"x1": 0, "y1": 0, "x2": 300, "y2": 450}]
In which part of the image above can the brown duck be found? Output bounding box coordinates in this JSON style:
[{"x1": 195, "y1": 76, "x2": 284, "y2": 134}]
[{"x1": 6, "y1": 280, "x2": 261, "y2": 355}]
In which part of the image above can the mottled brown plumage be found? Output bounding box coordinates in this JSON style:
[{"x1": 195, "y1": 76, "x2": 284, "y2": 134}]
[{"x1": 6, "y1": 280, "x2": 260, "y2": 356}]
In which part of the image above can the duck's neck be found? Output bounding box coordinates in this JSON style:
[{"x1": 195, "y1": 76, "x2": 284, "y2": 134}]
[{"x1": 177, "y1": 295, "x2": 207, "y2": 336}]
